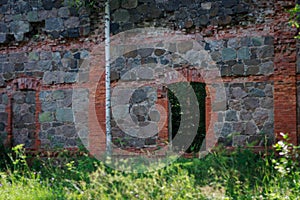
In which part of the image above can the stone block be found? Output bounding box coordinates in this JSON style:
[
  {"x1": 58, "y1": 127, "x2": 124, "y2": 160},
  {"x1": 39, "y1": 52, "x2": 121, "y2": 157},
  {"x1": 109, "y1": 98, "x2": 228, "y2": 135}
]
[
  {"x1": 237, "y1": 47, "x2": 250, "y2": 60},
  {"x1": 27, "y1": 11, "x2": 39, "y2": 22},
  {"x1": 137, "y1": 48, "x2": 153, "y2": 58},
  {"x1": 245, "y1": 121, "x2": 258, "y2": 135},
  {"x1": 52, "y1": 90, "x2": 65, "y2": 100},
  {"x1": 64, "y1": 72, "x2": 77, "y2": 83},
  {"x1": 253, "y1": 109, "x2": 269, "y2": 127},
  {"x1": 0, "y1": 22, "x2": 7, "y2": 33},
  {"x1": 43, "y1": 71, "x2": 57, "y2": 85},
  {"x1": 2, "y1": 62, "x2": 14, "y2": 73},
  {"x1": 25, "y1": 92, "x2": 36, "y2": 104},
  {"x1": 249, "y1": 88, "x2": 265, "y2": 97},
  {"x1": 40, "y1": 52, "x2": 53, "y2": 60},
  {"x1": 218, "y1": 15, "x2": 232, "y2": 25},
  {"x1": 228, "y1": 99, "x2": 241, "y2": 110},
  {"x1": 177, "y1": 41, "x2": 193, "y2": 54},
  {"x1": 232, "y1": 122, "x2": 245, "y2": 134},
  {"x1": 137, "y1": 67, "x2": 154, "y2": 80},
  {"x1": 244, "y1": 59, "x2": 260, "y2": 66},
  {"x1": 62, "y1": 125, "x2": 76, "y2": 137},
  {"x1": 110, "y1": 0, "x2": 120, "y2": 10},
  {"x1": 227, "y1": 38, "x2": 240, "y2": 48},
  {"x1": 246, "y1": 66, "x2": 259, "y2": 75},
  {"x1": 259, "y1": 61, "x2": 273, "y2": 75},
  {"x1": 240, "y1": 37, "x2": 252, "y2": 46},
  {"x1": 221, "y1": 122, "x2": 233, "y2": 136},
  {"x1": 195, "y1": 15, "x2": 209, "y2": 26},
  {"x1": 232, "y1": 64, "x2": 244, "y2": 75},
  {"x1": 261, "y1": 98, "x2": 273, "y2": 109},
  {"x1": 56, "y1": 108, "x2": 74, "y2": 122},
  {"x1": 220, "y1": 65, "x2": 232, "y2": 76},
  {"x1": 112, "y1": 9, "x2": 130, "y2": 22},
  {"x1": 39, "y1": 60, "x2": 52, "y2": 71},
  {"x1": 28, "y1": 52, "x2": 40, "y2": 61},
  {"x1": 222, "y1": 0, "x2": 237, "y2": 8},
  {"x1": 201, "y1": 2, "x2": 212, "y2": 10},
  {"x1": 24, "y1": 61, "x2": 38, "y2": 71},
  {"x1": 10, "y1": 21, "x2": 30, "y2": 34},
  {"x1": 231, "y1": 86, "x2": 247, "y2": 98},
  {"x1": 225, "y1": 110, "x2": 238, "y2": 121},
  {"x1": 121, "y1": 0, "x2": 138, "y2": 9},
  {"x1": 131, "y1": 89, "x2": 147, "y2": 103},
  {"x1": 261, "y1": 121, "x2": 274, "y2": 136},
  {"x1": 212, "y1": 101, "x2": 227, "y2": 111},
  {"x1": 58, "y1": 7, "x2": 70, "y2": 18},
  {"x1": 243, "y1": 97, "x2": 259, "y2": 110},
  {"x1": 252, "y1": 37, "x2": 264, "y2": 46},
  {"x1": 211, "y1": 51, "x2": 222, "y2": 62},
  {"x1": 222, "y1": 48, "x2": 236, "y2": 61},
  {"x1": 64, "y1": 17, "x2": 80, "y2": 28},
  {"x1": 45, "y1": 18, "x2": 64, "y2": 31},
  {"x1": 9, "y1": 52, "x2": 27, "y2": 63},
  {"x1": 257, "y1": 46, "x2": 274, "y2": 58},
  {"x1": 0, "y1": 112, "x2": 8, "y2": 123},
  {"x1": 39, "y1": 112, "x2": 54, "y2": 122},
  {"x1": 41, "y1": 99, "x2": 57, "y2": 111}
]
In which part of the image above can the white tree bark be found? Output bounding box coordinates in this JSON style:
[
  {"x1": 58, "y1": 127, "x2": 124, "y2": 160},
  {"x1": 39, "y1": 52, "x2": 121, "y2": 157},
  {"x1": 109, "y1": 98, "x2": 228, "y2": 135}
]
[{"x1": 105, "y1": 0, "x2": 112, "y2": 155}]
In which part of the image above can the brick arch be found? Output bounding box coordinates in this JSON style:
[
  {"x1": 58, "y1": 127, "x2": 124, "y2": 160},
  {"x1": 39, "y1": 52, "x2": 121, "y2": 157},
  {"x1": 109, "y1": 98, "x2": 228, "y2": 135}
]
[{"x1": 5, "y1": 77, "x2": 41, "y2": 150}]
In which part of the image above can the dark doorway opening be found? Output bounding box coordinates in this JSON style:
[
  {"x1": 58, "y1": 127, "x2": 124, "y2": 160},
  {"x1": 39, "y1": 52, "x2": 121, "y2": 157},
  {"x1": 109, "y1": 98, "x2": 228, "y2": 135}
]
[{"x1": 168, "y1": 82, "x2": 206, "y2": 153}]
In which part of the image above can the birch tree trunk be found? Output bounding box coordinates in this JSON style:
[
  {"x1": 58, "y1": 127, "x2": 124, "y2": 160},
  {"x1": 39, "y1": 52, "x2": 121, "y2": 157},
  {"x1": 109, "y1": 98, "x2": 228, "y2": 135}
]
[{"x1": 104, "y1": 0, "x2": 112, "y2": 155}]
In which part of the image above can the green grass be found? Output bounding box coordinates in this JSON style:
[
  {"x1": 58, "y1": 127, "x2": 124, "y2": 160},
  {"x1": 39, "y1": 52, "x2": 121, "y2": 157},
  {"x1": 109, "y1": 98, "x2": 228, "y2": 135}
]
[{"x1": 0, "y1": 134, "x2": 300, "y2": 199}]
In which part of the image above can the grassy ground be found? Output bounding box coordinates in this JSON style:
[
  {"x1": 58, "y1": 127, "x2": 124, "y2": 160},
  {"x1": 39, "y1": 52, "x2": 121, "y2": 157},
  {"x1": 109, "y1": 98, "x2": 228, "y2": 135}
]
[{"x1": 0, "y1": 134, "x2": 300, "y2": 199}]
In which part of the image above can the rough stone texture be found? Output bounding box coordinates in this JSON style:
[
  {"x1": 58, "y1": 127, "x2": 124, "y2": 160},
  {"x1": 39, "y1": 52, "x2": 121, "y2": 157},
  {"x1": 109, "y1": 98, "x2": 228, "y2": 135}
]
[
  {"x1": 109, "y1": 0, "x2": 273, "y2": 34},
  {"x1": 111, "y1": 84, "x2": 158, "y2": 148},
  {"x1": 216, "y1": 82, "x2": 274, "y2": 146},
  {"x1": 12, "y1": 91, "x2": 36, "y2": 148},
  {"x1": 0, "y1": 50, "x2": 88, "y2": 87},
  {"x1": 39, "y1": 89, "x2": 79, "y2": 148},
  {"x1": 206, "y1": 36, "x2": 274, "y2": 77},
  {"x1": 9, "y1": 21, "x2": 30, "y2": 41},
  {"x1": 0, "y1": 93, "x2": 8, "y2": 144},
  {"x1": 0, "y1": 0, "x2": 100, "y2": 43},
  {"x1": 0, "y1": 0, "x2": 297, "y2": 153}
]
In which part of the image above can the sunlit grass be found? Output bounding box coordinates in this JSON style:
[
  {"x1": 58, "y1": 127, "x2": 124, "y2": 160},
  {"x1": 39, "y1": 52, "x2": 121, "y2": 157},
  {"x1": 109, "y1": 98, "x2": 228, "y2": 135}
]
[{"x1": 0, "y1": 134, "x2": 300, "y2": 199}]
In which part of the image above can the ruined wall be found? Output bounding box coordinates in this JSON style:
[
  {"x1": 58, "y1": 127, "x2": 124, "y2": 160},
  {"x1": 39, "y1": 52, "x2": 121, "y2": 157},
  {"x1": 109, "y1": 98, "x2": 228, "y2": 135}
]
[{"x1": 0, "y1": 0, "x2": 298, "y2": 154}]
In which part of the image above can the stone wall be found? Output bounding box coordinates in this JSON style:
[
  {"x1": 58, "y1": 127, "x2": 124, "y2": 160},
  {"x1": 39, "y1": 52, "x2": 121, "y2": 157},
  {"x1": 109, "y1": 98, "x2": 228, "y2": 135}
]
[
  {"x1": 0, "y1": 0, "x2": 298, "y2": 153},
  {"x1": 0, "y1": 50, "x2": 89, "y2": 86},
  {"x1": 39, "y1": 89, "x2": 78, "y2": 148},
  {"x1": 218, "y1": 82, "x2": 274, "y2": 146},
  {"x1": 110, "y1": 0, "x2": 274, "y2": 34},
  {"x1": 0, "y1": 0, "x2": 105, "y2": 43},
  {"x1": 12, "y1": 90, "x2": 36, "y2": 147},
  {"x1": 206, "y1": 36, "x2": 274, "y2": 76}
]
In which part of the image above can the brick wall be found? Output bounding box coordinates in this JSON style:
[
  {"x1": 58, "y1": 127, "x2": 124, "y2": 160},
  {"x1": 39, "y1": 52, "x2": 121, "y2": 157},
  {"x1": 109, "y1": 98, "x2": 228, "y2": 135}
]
[{"x1": 0, "y1": 0, "x2": 298, "y2": 156}]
